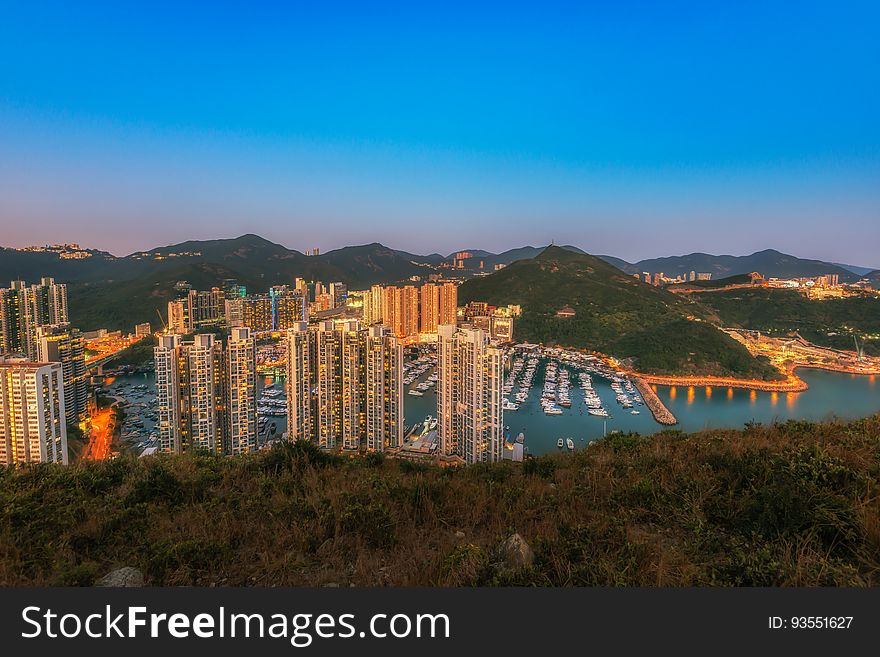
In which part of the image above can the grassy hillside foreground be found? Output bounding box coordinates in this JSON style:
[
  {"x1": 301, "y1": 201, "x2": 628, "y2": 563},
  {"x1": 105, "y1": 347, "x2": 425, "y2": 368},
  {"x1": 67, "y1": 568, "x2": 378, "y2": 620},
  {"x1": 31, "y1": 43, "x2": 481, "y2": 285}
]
[{"x1": 2, "y1": 416, "x2": 879, "y2": 587}]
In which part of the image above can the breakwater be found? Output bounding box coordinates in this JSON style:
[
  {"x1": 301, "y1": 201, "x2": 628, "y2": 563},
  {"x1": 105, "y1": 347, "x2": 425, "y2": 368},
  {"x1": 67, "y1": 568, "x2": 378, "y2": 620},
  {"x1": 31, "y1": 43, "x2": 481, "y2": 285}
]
[
  {"x1": 635, "y1": 373, "x2": 809, "y2": 393},
  {"x1": 632, "y1": 377, "x2": 677, "y2": 425}
]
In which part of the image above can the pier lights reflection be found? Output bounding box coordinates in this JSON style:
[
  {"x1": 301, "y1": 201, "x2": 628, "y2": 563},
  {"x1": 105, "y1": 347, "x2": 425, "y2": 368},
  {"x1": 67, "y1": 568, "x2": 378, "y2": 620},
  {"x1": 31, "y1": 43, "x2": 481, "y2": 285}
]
[
  {"x1": 687, "y1": 386, "x2": 695, "y2": 405},
  {"x1": 705, "y1": 386, "x2": 712, "y2": 399},
  {"x1": 727, "y1": 387, "x2": 733, "y2": 400},
  {"x1": 786, "y1": 392, "x2": 797, "y2": 409},
  {"x1": 669, "y1": 386, "x2": 677, "y2": 400},
  {"x1": 770, "y1": 391, "x2": 778, "y2": 407},
  {"x1": 749, "y1": 390, "x2": 757, "y2": 404}
]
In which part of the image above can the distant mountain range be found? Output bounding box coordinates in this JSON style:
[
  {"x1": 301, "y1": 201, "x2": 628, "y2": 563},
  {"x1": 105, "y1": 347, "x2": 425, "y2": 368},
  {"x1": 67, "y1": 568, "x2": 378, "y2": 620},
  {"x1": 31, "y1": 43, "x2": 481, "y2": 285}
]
[{"x1": 0, "y1": 234, "x2": 875, "y2": 331}]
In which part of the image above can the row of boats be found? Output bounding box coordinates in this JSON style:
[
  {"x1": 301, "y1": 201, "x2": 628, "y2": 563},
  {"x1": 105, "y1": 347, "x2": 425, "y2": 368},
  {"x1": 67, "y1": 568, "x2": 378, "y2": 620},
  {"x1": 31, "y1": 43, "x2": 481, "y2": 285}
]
[
  {"x1": 579, "y1": 371, "x2": 609, "y2": 417},
  {"x1": 257, "y1": 384, "x2": 287, "y2": 417},
  {"x1": 502, "y1": 355, "x2": 539, "y2": 411},
  {"x1": 404, "y1": 354, "x2": 436, "y2": 386},
  {"x1": 541, "y1": 360, "x2": 570, "y2": 415},
  {"x1": 408, "y1": 372, "x2": 438, "y2": 397},
  {"x1": 610, "y1": 378, "x2": 643, "y2": 413}
]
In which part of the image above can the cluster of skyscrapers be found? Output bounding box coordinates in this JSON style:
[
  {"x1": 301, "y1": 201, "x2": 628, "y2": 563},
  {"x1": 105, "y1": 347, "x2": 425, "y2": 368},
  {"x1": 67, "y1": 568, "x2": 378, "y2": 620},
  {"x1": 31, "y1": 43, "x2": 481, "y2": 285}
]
[
  {"x1": 0, "y1": 277, "x2": 83, "y2": 466},
  {"x1": 286, "y1": 320, "x2": 403, "y2": 452},
  {"x1": 362, "y1": 282, "x2": 458, "y2": 339},
  {"x1": 0, "y1": 269, "x2": 508, "y2": 468},
  {"x1": 167, "y1": 281, "x2": 341, "y2": 335},
  {"x1": 154, "y1": 276, "x2": 509, "y2": 466},
  {"x1": 154, "y1": 327, "x2": 258, "y2": 455}
]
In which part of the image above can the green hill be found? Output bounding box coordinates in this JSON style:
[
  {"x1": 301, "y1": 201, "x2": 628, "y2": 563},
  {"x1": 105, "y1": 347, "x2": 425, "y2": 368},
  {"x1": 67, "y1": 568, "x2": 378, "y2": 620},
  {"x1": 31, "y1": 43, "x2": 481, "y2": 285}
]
[
  {"x1": 693, "y1": 288, "x2": 880, "y2": 356},
  {"x1": 2, "y1": 416, "x2": 878, "y2": 586},
  {"x1": 459, "y1": 246, "x2": 781, "y2": 379}
]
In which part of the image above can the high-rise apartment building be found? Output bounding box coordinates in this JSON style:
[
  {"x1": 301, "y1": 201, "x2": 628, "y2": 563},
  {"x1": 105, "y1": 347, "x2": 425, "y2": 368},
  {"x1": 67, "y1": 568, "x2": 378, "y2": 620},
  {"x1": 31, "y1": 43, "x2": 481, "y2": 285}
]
[
  {"x1": 381, "y1": 286, "x2": 396, "y2": 326},
  {"x1": 154, "y1": 334, "x2": 186, "y2": 454},
  {"x1": 439, "y1": 283, "x2": 458, "y2": 326},
  {"x1": 294, "y1": 278, "x2": 308, "y2": 298},
  {"x1": 339, "y1": 320, "x2": 366, "y2": 451},
  {"x1": 167, "y1": 288, "x2": 225, "y2": 334},
  {"x1": 0, "y1": 286, "x2": 24, "y2": 355},
  {"x1": 224, "y1": 297, "x2": 244, "y2": 329},
  {"x1": 363, "y1": 284, "x2": 384, "y2": 325},
  {"x1": 0, "y1": 278, "x2": 69, "y2": 359},
  {"x1": 387, "y1": 285, "x2": 419, "y2": 339},
  {"x1": 365, "y1": 325, "x2": 403, "y2": 452},
  {"x1": 0, "y1": 359, "x2": 68, "y2": 465},
  {"x1": 314, "y1": 321, "x2": 343, "y2": 449},
  {"x1": 36, "y1": 324, "x2": 89, "y2": 424},
  {"x1": 226, "y1": 327, "x2": 257, "y2": 455},
  {"x1": 285, "y1": 322, "x2": 314, "y2": 442},
  {"x1": 329, "y1": 282, "x2": 348, "y2": 309},
  {"x1": 167, "y1": 299, "x2": 189, "y2": 334},
  {"x1": 436, "y1": 324, "x2": 504, "y2": 465},
  {"x1": 154, "y1": 330, "x2": 257, "y2": 455},
  {"x1": 285, "y1": 319, "x2": 402, "y2": 452},
  {"x1": 420, "y1": 283, "x2": 440, "y2": 334},
  {"x1": 242, "y1": 295, "x2": 273, "y2": 332},
  {"x1": 184, "y1": 334, "x2": 225, "y2": 453},
  {"x1": 272, "y1": 287, "x2": 307, "y2": 330}
]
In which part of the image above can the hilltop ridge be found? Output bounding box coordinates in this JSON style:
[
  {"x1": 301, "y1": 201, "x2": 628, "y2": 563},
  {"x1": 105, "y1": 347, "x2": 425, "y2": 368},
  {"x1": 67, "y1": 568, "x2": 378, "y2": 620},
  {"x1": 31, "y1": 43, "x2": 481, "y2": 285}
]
[{"x1": 459, "y1": 246, "x2": 781, "y2": 379}]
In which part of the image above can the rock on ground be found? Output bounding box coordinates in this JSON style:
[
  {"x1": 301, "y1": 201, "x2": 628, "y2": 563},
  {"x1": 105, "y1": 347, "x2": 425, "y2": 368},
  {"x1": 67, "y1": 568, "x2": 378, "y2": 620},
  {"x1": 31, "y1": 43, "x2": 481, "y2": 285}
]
[
  {"x1": 95, "y1": 567, "x2": 144, "y2": 587},
  {"x1": 497, "y1": 533, "x2": 534, "y2": 570}
]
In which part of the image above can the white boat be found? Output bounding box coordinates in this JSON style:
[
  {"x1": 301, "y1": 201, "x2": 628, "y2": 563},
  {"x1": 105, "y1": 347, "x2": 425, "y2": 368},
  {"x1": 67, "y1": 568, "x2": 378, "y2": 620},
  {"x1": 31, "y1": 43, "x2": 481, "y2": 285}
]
[
  {"x1": 631, "y1": 409, "x2": 640, "y2": 415},
  {"x1": 566, "y1": 438, "x2": 574, "y2": 450},
  {"x1": 557, "y1": 438, "x2": 564, "y2": 448},
  {"x1": 408, "y1": 390, "x2": 424, "y2": 396}
]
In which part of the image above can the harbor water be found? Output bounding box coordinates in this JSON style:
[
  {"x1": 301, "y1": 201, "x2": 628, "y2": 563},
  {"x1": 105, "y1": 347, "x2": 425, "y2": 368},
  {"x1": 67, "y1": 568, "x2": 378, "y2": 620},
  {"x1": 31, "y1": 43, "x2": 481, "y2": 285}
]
[{"x1": 106, "y1": 363, "x2": 879, "y2": 458}]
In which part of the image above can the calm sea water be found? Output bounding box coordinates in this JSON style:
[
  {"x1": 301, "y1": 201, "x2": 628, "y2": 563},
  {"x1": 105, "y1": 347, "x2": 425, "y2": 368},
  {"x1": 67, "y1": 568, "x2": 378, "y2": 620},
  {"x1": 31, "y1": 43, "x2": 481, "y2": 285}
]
[
  {"x1": 109, "y1": 365, "x2": 879, "y2": 457},
  {"x1": 403, "y1": 363, "x2": 880, "y2": 456}
]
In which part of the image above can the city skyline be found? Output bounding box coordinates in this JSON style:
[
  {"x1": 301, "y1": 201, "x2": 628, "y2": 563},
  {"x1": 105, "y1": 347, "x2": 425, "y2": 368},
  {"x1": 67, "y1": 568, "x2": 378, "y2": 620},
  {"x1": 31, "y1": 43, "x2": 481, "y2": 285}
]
[{"x1": 1, "y1": 2, "x2": 878, "y2": 264}]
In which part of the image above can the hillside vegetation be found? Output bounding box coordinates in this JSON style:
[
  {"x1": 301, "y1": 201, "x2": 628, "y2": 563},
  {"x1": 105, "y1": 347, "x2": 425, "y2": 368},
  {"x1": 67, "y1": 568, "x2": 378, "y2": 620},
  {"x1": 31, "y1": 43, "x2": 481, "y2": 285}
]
[
  {"x1": 695, "y1": 288, "x2": 880, "y2": 356},
  {"x1": 1, "y1": 416, "x2": 878, "y2": 587},
  {"x1": 460, "y1": 246, "x2": 781, "y2": 379}
]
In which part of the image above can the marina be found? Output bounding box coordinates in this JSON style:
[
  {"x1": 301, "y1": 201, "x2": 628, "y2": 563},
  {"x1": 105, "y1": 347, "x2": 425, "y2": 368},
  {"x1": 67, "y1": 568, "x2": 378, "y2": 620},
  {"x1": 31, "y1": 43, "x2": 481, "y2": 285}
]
[{"x1": 404, "y1": 348, "x2": 880, "y2": 457}]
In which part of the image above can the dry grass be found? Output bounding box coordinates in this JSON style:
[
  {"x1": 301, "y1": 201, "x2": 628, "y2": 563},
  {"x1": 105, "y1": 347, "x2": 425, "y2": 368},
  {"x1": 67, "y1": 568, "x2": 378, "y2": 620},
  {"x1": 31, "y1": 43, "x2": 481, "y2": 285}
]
[{"x1": 1, "y1": 415, "x2": 879, "y2": 587}]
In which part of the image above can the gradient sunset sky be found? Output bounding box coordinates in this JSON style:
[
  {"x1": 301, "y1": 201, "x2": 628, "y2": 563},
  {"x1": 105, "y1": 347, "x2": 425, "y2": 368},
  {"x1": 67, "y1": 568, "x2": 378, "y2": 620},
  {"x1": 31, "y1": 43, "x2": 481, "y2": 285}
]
[{"x1": 1, "y1": 1, "x2": 878, "y2": 265}]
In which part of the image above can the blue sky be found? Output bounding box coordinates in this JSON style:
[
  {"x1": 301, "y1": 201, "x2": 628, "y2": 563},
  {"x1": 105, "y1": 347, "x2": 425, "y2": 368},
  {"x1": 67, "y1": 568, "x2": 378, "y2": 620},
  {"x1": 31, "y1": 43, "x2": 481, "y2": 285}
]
[{"x1": 1, "y1": 0, "x2": 878, "y2": 264}]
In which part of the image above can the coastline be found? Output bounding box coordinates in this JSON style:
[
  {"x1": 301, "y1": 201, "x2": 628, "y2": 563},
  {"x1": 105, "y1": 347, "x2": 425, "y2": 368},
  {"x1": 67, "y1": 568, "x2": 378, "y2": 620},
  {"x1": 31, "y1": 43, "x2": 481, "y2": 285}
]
[{"x1": 633, "y1": 363, "x2": 879, "y2": 395}]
